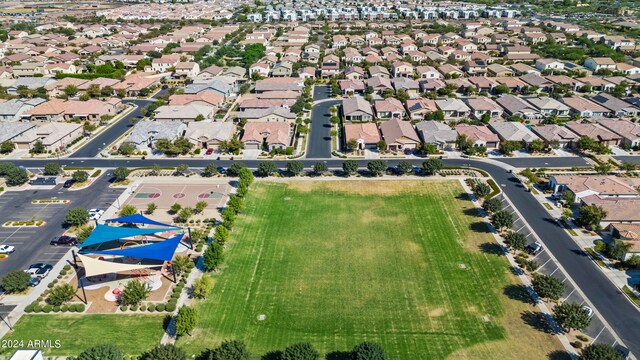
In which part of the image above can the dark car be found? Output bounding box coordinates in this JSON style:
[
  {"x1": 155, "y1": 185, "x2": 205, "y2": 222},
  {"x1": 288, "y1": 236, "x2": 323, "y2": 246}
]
[
  {"x1": 34, "y1": 264, "x2": 53, "y2": 279},
  {"x1": 217, "y1": 166, "x2": 226, "y2": 174},
  {"x1": 50, "y1": 235, "x2": 77, "y2": 246},
  {"x1": 63, "y1": 179, "x2": 76, "y2": 188},
  {"x1": 29, "y1": 277, "x2": 41, "y2": 287},
  {"x1": 525, "y1": 242, "x2": 543, "y2": 256},
  {"x1": 30, "y1": 177, "x2": 57, "y2": 186}
]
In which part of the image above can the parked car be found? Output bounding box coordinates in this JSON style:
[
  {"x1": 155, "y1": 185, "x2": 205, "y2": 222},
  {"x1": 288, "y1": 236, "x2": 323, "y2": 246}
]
[
  {"x1": 582, "y1": 305, "x2": 593, "y2": 317},
  {"x1": 27, "y1": 264, "x2": 53, "y2": 279},
  {"x1": 89, "y1": 209, "x2": 105, "y2": 220},
  {"x1": 525, "y1": 242, "x2": 543, "y2": 255},
  {"x1": 217, "y1": 167, "x2": 226, "y2": 174},
  {"x1": 0, "y1": 245, "x2": 15, "y2": 254},
  {"x1": 29, "y1": 277, "x2": 41, "y2": 287},
  {"x1": 50, "y1": 235, "x2": 77, "y2": 246},
  {"x1": 63, "y1": 179, "x2": 75, "y2": 188},
  {"x1": 29, "y1": 177, "x2": 57, "y2": 186},
  {"x1": 206, "y1": 148, "x2": 214, "y2": 155}
]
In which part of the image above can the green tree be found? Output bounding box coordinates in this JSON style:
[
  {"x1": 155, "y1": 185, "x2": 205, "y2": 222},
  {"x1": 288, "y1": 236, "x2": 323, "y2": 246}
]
[
  {"x1": 177, "y1": 207, "x2": 193, "y2": 222},
  {"x1": 76, "y1": 224, "x2": 94, "y2": 243},
  {"x1": 347, "y1": 138, "x2": 359, "y2": 152},
  {"x1": 195, "y1": 201, "x2": 208, "y2": 214},
  {"x1": 422, "y1": 158, "x2": 443, "y2": 175},
  {"x1": 531, "y1": 273, "x2": 565, "y2": 301},
  {"x1": 142, "y1": 344, "x2": 186, "y2": 360},
  {"x1": 118, "y1": 142, "x2": 136, "y2": 156},
  {"x1": 606, "y1": 240, "x2": 632, "y2": 260},
  {"x1": 43, "y1": 163, "x2": 62, "y2": 175},
  {"x1": 120, "y1": 279, "x2": 151, "y2": 306},
  {"x1": 1, "y1": 270, "x2": 30, "y2": 294},
  {"x1": 214, "y1": 226, "x2": 229, "y2": 245},
  {"x1": 238, "y1": 168, "x2": 254, "y2": 186},
  {"x1": 282, "y1": 342, "x2": 319, "y2": 360},
  {"x1": 192, "y1": 277, "x2": 212, "y2": 300},
  {"x1": 175, "y1": 164, "x2": 189, "y2": 176},
  {"x1": 72, "y1": 170, "x2": 89, "y2": 183},
  {"x1": 504, "y1": 231, "x2": 527, "y2": 253},
  {"x1": 47, "y1": 283, "x2": 76, "y2": 306},
  {"x1": 78, "y1": 344, "x2": 124, "y2": 360},
  {"x1": 491, "y1": 210, "x2": 514, "y2": 232},
  {"x1": 456, "y1": 134, "x2": 473, "y2": 152},
  {"x1": 5, "y1": 165, "x2": 28, "y2": 186},
  {"x1": 529, "y1": 139, "x2": 545, "y2": 153},
  {"x1": 313, "y1": 162, "x2": 328, "y2": 175},
  {"x1": 376, "y1": 140, "x2": 387, "y2": 152},
  {"x1": 473, "y1": 182, "x2": 491, "y2": 199},
  {"x1": 576, "y1": 205, "x2": 607, "y2": 231},
  {"x1": 561, "y1": 190, "x2": 576, "y2": 205},
  {"x1": 286, "y1": 160, "x2": 304, "y2": 176},
  {"x1": 553, "y1": 302, "x2": 591, "y2": 332},
  {"x1": 594, "y1": 163, "x2": 612, "y2": 175},
  {"x1": 0, "y1": 140, "x2": 14, "y2": 154},
  {"x1": 175, "y1": 306, "x2": 198, "y2": 336},
  {"x1": 499, "y1": 140, "x2": 521, "y2": 155},
  {"x1": 576, "y1": 136, "x2": 596, "y2": 152},
  {"x1": 172, "y1": 255, "x2": 191, "y2": 275},
  {"x1": 227, "y1": 195, "x2": 244, "y2": 213},
  {"x1": 64, "y1": 85, "x2": 79, "y2": 97},
  {"x1": 146, "y1": 202, "x2": 158, "y2": 215},
  {"x1": 352, "y1": 342, "x2": 387, "y2": 360},
  {"x1": 204, "y1": 242, "x2": 224, "y2": 271},
  {"x1": 367, "y1": 160, "x2": 388, "y2": 177},
  {"x1": 170, "y1": 203, "x2": 182, "y2": 214},
  {"x1": 579, "y1": 343, "x2": 623, "y2": 360},
  {"x1": 482, "y1": 197, "x2": 503, "y2": 214},
  {"x1": 30, "y1": 140, "x2": 45, "y2": 154},
  {"x1": 480, "y1": 112, "x2": 491, "y2": 124},
  {"x1": 65, "y1": 207, "x2": 89, "y2": 226},
  {"x1": 210, "y1": 339, "x2": 250, "y2": 360},
  {"x1": 120, "y1": 205, "x2": 138, "y2": 216},
  {"x1": 397, "y1": 160, "x2": 413, "y2": 174},
  {"x1": 342, "y1": 160, "x2": 358, "y2": 176},
  {"x1": 202, "y1": 164, "x2": 219, "y2": 177},
  {"x1": 113, "y1": 166, "x2": 129, "y2": 181},
  {"x1": 257, "y1": 161, "x2": 278, "y2": 177}
]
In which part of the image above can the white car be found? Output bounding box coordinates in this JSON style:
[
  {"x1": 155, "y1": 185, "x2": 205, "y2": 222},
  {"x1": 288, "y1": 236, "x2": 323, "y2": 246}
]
[
  {"x1": 0, "y1": 245, "x2": 15, "y2": 254},
  {"x1": 89, "y1": 209, "x2": 104, "y2": 220},
  {"x1": 582, "y1": 305, "x2": 593, "y2": 317}
]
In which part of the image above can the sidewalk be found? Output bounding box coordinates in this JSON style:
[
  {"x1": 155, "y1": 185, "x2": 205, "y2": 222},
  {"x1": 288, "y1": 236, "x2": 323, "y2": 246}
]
[
  {"x1": 458, "y1": 179, "x2": 578, "y2": 359},
  {"x1": 528, "y1": 185, "x2": 640, "y2": 301}
]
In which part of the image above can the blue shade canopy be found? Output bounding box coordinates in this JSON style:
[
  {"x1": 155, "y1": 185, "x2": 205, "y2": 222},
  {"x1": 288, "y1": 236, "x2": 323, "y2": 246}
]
[
  {"x1": 82, "y1": 234, "x2": 184, "y2": 261},
  {"x1": 80, "y1": 224, "x2": 182, "y2": 248},
  {"x1": 105, "y1": 214, "x2": 175, "y2": 228}
]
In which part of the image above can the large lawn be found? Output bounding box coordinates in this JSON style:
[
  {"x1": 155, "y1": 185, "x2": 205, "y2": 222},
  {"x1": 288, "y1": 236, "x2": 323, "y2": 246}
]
[
  {"x1": 179, "y1": 180, "x2": 563, "y2": 359},
  {"x1": 0, "y1": 314, "x2": 165, "y2": 356}
]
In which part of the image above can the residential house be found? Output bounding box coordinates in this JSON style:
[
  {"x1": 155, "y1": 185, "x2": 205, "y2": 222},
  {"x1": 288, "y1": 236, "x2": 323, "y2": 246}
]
[
  {"x1": 234, "y1": 107, "x2": 296, "y2": 123},
  {"x1": 339, "y1": 79, "x2": 365, "y2": 95},
  {"x1": 184, "y1": 122, "x2": 235, "y2": 150},
  {"x1": 415, "y1": 120, "x2": 457, "y2": 150},
  {"x1": 126, "y1": 120, "x2": 186, "y2": 149},
  {"x1": 271, "y1": 62, "x2": 293, "y2": 77},
  {"x1": 590, "y1": 93, "x2": 640, "y2": 117},
  {"x1": 496, "y1": 95, "x2": 543, "y2": 121},
  {"x1": 405, "y1": 99, "x2": 438, "y2": 121},
  {"x1": 343, "y1": 96, "x2": 374, "y2": 122},
  {"x1": 379, "y1": 118, "x2": 420, "y2": 152},
  {"x1": 584, "y1": 57, "x2": 616, "y2": 72},
  {"x1": 343, "y1": 122, "x2": 381, "y2": 150},
  {"x1": 249, "y1": 63, "x2": 270, "y2": 78},
  {"x1": 564, "y1": 121, "x2": 622, "y2": 146},
  {"x1": 392, "y1": 61, "x2": 414, "y2": 78},
  {"x1": 549, "y1": 174, "x2": 640, "y2": 202},
  {"x1": 524, "y1": 96, "x2": 570, "y2": 117},
  {"x1": 560, "y1": 97, "x2": 611, "y2": 118},
  {"x1": 0, "y1": 98, "x2": 46, "y2": 121},
  {"x1": 488, "y1": 120, "x2": 540, "y2": 148},
  {"x1": 154, "y1": 104, "x2": 213, "y2": 122},
  {"x1": 455, "y1": 124, "x2": 500, "y2": 149},
  {"x1": 366, "y1": 77, "x2": 393, "y2": 94},
  {"x1": 531, "y1": 124, "x2": 580, "y2": 149},
  {"x1": 392, "y1": 78, "x2": 419, "y2": 97},
  {"x1": 597, "y1": 119, "x2": 640, "y2": 148},
  {"x1": 374, "y1": 98, "x2": 405, "y2": 119},
  {"x1": 0, "y1": 122, "x2": 37, "y2": 144},
  {"x1": 464, "y1": 97, "x2": 503, "y2": 120},
  {"x1": 13, "y1": 122, "x2": 83, "y2": 152},
  {"x1": 535, "y1": 58, "x2": 565, "y2": 72},
  {"x1": 435, "y1": 98, "x2": 471, "y2": 119},
  {"x1": 241, "y1": 121, "x2": 291, "y2": 151},
  {"x1": 369, "y1": 65, "x2": 390, "y2": 78}
]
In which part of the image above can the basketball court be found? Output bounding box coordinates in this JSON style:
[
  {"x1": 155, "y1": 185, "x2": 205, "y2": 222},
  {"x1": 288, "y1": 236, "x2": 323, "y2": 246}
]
[{"x1": 124, "y1": 182, "x2": 233, "y2": 210}]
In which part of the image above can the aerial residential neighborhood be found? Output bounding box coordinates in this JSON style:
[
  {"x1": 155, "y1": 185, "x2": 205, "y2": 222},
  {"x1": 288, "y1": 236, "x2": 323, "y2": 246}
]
[{"x1": 0, "y1": 0, "x2": 639, "y2": 359}]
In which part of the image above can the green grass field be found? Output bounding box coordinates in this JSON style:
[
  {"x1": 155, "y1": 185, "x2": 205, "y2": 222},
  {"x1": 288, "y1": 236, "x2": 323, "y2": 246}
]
[
  {"x1": 179, "y1": 180, "x2": 563, "y2": 359},
  {"x1": 0, "y1": 314, "x2": 165, "y2": 356}
]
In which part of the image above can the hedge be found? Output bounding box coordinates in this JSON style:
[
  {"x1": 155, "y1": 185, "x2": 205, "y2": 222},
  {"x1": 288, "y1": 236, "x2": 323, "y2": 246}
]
[
  {"x1": 486, "y1": 179, "x2": 501, "y2": 199},
  {"x1": 147, "y1": 304, "x2": 156, "y2": 312},
  {"x1": 91, "y1": 169, "x2": 102, "y2": 177},
  {"x1": 156, "y1": 303, "x2": 165, "y2": 312},
  {"x1": 165, "y1": 302, "x2": 176, "y2": 312}
]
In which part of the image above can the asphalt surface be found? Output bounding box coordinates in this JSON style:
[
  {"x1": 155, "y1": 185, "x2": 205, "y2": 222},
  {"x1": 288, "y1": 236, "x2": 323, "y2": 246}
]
[
  {"x1": 496, "y1": 156, "x2": 593, "y2": 169},
  {"x1": 307, "y1": 85, "x2": 339, "y2": 159},
  {"x1": 614, "y1": 155, "x2": 640, "y2": 165},
  {"x1": 0, "y1": 172, "x2": 124, "y2": 278},
  {"x1": 70, "y1": 99, "x2": 154, "y2": 158}
]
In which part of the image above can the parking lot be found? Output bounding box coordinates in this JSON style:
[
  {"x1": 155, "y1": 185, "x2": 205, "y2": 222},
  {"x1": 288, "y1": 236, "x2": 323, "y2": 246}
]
[
  {"x1": 494, "y1": 193, "x2": 620, "y2": 347},
  {"x1": 0, "y1": 172, "x2": 124, "y2": 278}
]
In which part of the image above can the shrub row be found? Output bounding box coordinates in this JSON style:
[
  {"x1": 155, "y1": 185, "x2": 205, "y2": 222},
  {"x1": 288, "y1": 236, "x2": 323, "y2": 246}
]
[
  {"x1": 119, "y1": 301, "x2": 175, "y2": 313},
  {"x1": 25, "y1": 302, "x2": 85, "y2": 313}
]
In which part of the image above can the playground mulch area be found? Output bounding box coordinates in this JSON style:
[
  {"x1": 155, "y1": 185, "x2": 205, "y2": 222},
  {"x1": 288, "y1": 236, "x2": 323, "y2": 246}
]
[{"x1": 125, "y1": 182, "x2": 234, "y2": 210}]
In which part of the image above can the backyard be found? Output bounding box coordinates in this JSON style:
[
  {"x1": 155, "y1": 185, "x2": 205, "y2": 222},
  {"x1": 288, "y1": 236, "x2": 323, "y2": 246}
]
[{"x1": 178, "y1": 180, "x2": 565, "y2": 359}]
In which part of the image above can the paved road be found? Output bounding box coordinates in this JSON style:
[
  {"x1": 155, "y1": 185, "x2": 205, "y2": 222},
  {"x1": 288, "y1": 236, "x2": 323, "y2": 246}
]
[
  {"x1": 0, "y1": 172, "x2": 124, "y2": 278},
  {"x1": 70, "y1": 99, "x2": 154, "y2": 158},
  {"x1": 614, "y1": 156, "x2": 640, "y2": 165},
  {"x1": 462, "y1": 160, "x2": 640, "y2": 357},
  {"x1": 496, "y1": 156, "x2": 592, "y2": 169},
  {"x1": 307, "y1": 86, "x2": 339, "y2": 159}
]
